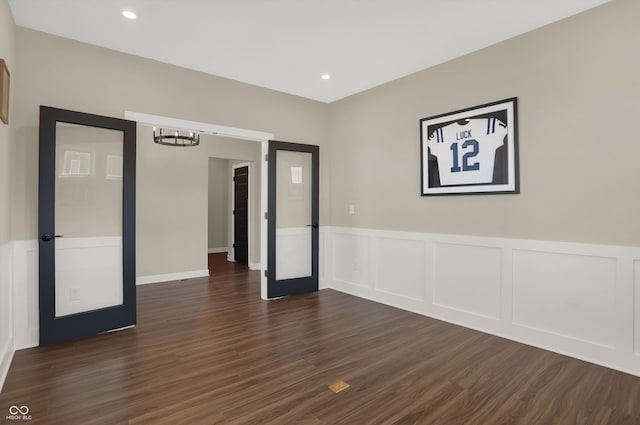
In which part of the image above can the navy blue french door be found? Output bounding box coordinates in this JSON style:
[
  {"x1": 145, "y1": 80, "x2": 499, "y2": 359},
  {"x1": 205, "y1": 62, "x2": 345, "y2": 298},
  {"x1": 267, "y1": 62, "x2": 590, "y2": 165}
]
[{"x1": 38, "y1": 106, "x2": 136, "y2": 346}]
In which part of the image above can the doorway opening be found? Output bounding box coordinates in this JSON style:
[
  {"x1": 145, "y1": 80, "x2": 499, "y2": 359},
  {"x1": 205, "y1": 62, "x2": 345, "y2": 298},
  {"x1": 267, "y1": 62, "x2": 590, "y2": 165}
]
[
  {"x1": 207, "y1": 158, "x2": 254, "y2": 277},
  {"x1": 125, "y1": 111, "x2": 318, "y2": 300},
  {"x1": 126, "y1": 110, "x2": 271, "y2": 298}
]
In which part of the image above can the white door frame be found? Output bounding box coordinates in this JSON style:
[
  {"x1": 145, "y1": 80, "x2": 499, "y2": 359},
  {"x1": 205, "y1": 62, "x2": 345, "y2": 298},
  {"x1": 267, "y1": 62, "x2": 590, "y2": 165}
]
[{"x1": 124, "y1": 111, "x2": 271, "y2": 299}]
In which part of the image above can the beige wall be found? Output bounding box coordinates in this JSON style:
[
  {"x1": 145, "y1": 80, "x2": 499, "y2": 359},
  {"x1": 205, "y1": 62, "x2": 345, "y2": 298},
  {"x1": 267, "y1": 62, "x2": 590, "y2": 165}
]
[
  {"x1": 0, "y1": 0, "x2": 14, "y2": 245},
  {"x1": 329, "y1": 0, "x2": 640, "y2": 246},
  {"x1": 12, "y1": 28, "x2": 330, "y2": 276},
  {"x1": 208, "y1": 157, "x2": 229, "y2": 250}
]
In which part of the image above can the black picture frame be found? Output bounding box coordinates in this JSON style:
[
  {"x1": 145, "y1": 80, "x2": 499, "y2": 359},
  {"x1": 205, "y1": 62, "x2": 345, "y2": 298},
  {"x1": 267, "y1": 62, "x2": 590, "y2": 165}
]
[{"x1": 420, "y1": 97, "x2": 519, "y2": 196}]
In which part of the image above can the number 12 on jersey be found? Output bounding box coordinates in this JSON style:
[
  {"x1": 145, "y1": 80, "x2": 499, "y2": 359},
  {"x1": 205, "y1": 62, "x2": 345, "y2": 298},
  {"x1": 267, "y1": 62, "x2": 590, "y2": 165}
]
[{"x1": 450, "y1": 139, "x2": 479, "y2": 173}]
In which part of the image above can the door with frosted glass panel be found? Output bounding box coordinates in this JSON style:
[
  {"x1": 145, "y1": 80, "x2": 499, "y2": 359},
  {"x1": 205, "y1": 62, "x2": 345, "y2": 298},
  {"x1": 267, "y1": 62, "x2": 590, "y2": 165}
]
[
  {"x1": 267, "y1": 141, "x2": 319, "y2": 298},
  {"x1": 38, "y1": 106, "x2": 136, "y2": 346}
]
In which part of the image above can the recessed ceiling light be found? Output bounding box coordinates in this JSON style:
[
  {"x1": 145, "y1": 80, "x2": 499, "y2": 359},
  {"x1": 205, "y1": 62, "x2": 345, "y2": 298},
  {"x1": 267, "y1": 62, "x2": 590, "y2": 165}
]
[
  {"x1": 122, "y1": 10, "x2": 137, "y2": 20},
  {"x1": 321, "y1": 73, "x2": 331, "y2": 80}
]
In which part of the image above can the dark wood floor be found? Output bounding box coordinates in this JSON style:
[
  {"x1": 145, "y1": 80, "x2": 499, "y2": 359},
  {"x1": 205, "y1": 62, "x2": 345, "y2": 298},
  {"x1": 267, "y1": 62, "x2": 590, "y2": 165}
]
[{"x1": 2, "y1": 253, "x2": 640, "y2": 424}]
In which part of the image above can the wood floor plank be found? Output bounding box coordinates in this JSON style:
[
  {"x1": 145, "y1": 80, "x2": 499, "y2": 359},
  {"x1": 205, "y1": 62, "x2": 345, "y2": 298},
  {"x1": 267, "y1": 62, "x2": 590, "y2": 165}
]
[{"x1": 1, "y1": 253, "x2": 640, "y2": 424}]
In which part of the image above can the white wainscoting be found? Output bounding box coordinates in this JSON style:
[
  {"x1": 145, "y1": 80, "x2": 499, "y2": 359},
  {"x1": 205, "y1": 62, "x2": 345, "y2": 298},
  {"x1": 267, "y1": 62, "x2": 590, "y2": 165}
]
[
  {"x1": 434, "y1": 242, "x2": 503, "y2": 321},
  {"x1": 325, "y1": 227, "x2": 640, "y2": 377},
  {"x1": 331, "y1": 230, "x2": 371, "y2": 290},
  {"x1": 0, "y1": 242, "x2": 14, "y2": 392},
  {"x1": 635, "y1": 260, "x2": 640, "y2": 356},
  {"x1": 512, "y1": 250, "x2": 617, "y2": 349},
  {"x1": 375, "y1": 235, "x2": 427, "y2": 313},
  {"x1": 319, "y1": 228, "x2": 328, "y2": 290},
  {"x1": 0, "y1": 340, "x2": 12, "y2": 393},
  {"x1": 12, "y1": 240, "x2": 39, "y2": 350}
]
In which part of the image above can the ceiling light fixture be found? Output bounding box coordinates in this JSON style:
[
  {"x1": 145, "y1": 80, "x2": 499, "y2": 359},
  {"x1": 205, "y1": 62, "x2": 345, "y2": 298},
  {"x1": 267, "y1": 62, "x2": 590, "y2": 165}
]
[
  {"x1": 153, "y1": 127, "x2": 200, "y2": 147},
  {"x1": 122, "y1": 10, "x2": 137, "y2": 20},
  {"x1": 321, "y1": 73, "x2": 331, "y2": 80}
]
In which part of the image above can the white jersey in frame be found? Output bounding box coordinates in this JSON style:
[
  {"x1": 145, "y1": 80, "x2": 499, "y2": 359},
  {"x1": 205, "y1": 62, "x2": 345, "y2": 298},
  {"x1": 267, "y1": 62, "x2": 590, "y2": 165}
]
[{"x1": 427, "y1": 117, "x2": 507, "y2": 186}]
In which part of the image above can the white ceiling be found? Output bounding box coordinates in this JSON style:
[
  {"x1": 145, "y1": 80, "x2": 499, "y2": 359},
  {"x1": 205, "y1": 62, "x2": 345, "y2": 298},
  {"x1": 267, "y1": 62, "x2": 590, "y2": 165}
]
[{"x1": 9, "y1": 0, "x2": 610, "y2": 103}]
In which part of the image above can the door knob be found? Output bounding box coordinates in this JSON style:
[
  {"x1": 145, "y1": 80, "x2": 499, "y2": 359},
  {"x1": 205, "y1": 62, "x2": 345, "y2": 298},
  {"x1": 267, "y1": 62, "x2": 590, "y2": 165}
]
[
  {"x1": 305, "y1": 224, "x2": 319, "y2": 229},
  {"x1": 41, "y1": 234, "x2": 63, "y2": 242}
]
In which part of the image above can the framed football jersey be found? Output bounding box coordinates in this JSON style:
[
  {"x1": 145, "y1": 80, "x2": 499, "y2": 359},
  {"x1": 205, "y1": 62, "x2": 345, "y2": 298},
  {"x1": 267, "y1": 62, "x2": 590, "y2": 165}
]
[{"x1": 420, "y1": 98, "x2": 519, "y2": 196}]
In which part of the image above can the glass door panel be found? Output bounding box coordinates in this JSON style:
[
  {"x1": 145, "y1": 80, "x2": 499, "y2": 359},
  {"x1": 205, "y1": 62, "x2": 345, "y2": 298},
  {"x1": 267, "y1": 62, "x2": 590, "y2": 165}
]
[
  {"x1": 275, "y1": 150, "x2": 312, "y2": 280},
  {"x1": 54, "y1": 123, "x2": 124, "y2": 317}
]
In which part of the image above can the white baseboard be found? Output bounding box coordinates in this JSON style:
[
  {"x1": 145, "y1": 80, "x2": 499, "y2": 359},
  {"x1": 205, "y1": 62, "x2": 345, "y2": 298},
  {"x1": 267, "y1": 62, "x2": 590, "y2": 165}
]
[
  {"x1": 208, "y1": 247, "x2": 229, "y2": 254},
  {"x1": 227, "y1": 254, "x2": 235, "y2": 262},
  {"x1": 324, "y1": 226, "x2": 640, "y2": 377},
  {"x1": 136, "y1": 269, "x2": 210, "y2": 285},
  {"x1": 249, "y1": 263, "x2": 261, "y2": 271},
  {"x1": 0, "y1": 336, "x2": 14, "y2": 393}
]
